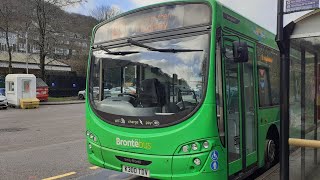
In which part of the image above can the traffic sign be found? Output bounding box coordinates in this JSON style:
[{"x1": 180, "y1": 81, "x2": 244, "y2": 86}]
[{"x1": 286, "y1": 0, "x2": 319, "y2": 13}]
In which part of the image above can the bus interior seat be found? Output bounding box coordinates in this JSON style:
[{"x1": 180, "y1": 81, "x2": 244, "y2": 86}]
[{"x1": 162, "y1": 103, "x2": 180, "y2": 113}]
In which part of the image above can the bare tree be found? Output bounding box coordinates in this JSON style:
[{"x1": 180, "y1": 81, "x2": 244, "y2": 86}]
[
  {"x1": 29, "y1": 0, "x2": 86, "y2": 79},
  {"x1": 0, "y1": 0, "x2": 18, "y2": 74},
  {"x1": 90, "y1": 5, "x2": 122, "y2": 22}
]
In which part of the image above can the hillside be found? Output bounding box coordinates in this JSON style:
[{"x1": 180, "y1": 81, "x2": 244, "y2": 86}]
[
  {"x1": 62, "y1": 13, "x2": 98, "y2": 37},
  {"x1": 0, "y1": 0, "x2": 98, "y2": 38}
]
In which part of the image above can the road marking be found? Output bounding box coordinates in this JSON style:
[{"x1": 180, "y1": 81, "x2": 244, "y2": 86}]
[
  {"x1": 109, "y1": 174, "x2": 138, "y2": 180},
  {"x1": 89, "y1": 166, "x2": 100, "y2": 170},
  {"x1": 42, "y1": 172, "x2": 76, "y2": 180}
]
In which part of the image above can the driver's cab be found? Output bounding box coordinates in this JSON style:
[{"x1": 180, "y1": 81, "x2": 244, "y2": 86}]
[{"x1": 93, "y1": 58, "x2": 200, "y2": 117}]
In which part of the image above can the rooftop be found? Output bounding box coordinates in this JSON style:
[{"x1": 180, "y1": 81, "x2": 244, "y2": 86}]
[{"x1": 0, "y1": 52, "x2": 69, "y2": 67}]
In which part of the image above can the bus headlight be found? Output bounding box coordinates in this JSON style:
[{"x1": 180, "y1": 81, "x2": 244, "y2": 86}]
[
  {"x1": 203, "y1": 141, "x2": 209, "y2": 149},
  {"x1": 191, "y1": 143, "x2": 198, "y2": 151},
  {"x1": 182, "y1": 145, "x2": 189, "y2": 152},
  {"x1": 86, "y1": 130, "x2": 98, "y2": 143},
  {"x1": 193, "y1": 158, "x2": 201, "y2": 166},
  {"x1": 177, "y1": 140, "x2": 214, "y2": 155}
]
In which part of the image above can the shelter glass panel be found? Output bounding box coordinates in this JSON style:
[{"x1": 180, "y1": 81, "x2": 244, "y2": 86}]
[{"x1": 289, "y1": 37, "x2": 320, "y2": 180}]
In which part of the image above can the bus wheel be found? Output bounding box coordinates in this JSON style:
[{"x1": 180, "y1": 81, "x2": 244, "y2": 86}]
[{"x1": 264, "y1": 139, "x2": 276, "y2": 169}]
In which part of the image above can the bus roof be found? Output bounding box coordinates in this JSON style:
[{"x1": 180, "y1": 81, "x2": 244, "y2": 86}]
[{"x1": 93, "y1": 0, "x2": 278, "y2": 50}]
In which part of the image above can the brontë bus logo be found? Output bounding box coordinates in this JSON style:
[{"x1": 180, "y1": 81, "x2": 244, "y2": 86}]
[{"x1": 116, "y1": 138, "x2": 152, "y2": 150}]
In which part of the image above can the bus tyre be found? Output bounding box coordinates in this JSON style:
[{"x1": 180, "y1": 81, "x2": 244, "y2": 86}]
[{"x1": 264, "y1": 139, "x2": 276, "y2": 169}]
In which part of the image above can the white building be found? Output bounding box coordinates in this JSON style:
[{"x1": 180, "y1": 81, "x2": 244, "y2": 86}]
[{"x1": 0, "y1": 32, "x2": 18, "y2": 52}]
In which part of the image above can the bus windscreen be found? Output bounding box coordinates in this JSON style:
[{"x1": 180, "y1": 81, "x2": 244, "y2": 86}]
[{"x1": 90, "y1": 34, "x2": 209, "y2": 128}]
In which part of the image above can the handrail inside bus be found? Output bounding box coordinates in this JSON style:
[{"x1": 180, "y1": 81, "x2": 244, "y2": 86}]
[{"x1": 289, "y1": 138, "x2": 320, "y2": 149}]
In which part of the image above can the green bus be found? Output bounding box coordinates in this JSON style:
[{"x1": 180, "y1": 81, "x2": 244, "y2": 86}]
[{"x1": 86, "y1": 0, "x2": 280, "y2": 179}]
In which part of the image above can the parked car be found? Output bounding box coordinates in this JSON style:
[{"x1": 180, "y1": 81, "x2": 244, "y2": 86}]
[
  {"x1": 78, "y1": 87, "x2": 98, "y2": 100},
  {"x1": 36, "y1": 78, "x2": 49, "y2": 101},
  {"x1": 78, "y1": 87, "x2": 111, "y2": 100},
  {"x1": 0, "y1": 88, "x2": 5, "y2": 96},
  {"x1": 0, "y1": 93, "x2": 8, "y2": 109},
  {"x1": 78, "y1": 90, "x2": 86, "y2": 100},
  {"x1": 109, "y1": 86, "x2": 136, "y2": 97},
  {"x1": 110, "y1": 87, "x2": 121, "y2": 97}
]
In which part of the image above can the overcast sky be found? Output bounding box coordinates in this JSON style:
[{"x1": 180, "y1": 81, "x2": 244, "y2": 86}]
[{"x1": 66, "y1": 0, "x2": 309, "y2": 33}]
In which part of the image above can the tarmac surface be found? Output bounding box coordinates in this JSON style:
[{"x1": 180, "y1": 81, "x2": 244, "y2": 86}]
[
  {"x1": 0, "y1": 103, "x2": 297, "y2": 180},
  {"x1": 0, "y1": 104, "x2": 143, "y2": 180}
]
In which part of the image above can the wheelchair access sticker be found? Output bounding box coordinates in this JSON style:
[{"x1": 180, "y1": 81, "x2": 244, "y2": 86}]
[{"x1": 211, "y1": 150, "x2": 219, "y2": 161}]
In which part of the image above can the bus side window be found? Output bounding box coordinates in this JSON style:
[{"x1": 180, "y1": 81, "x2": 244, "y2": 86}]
[
  {"x1": 216, "y1": 41, "x2": 225, "y2": 146},
  {"x1": 257, "y1": 43, "x2": 280, "y2": 107},
  {"x1": 258, "y1": 67, "x2": 271, "y2": 106}
]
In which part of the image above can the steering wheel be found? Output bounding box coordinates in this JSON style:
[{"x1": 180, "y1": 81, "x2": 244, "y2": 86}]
[{"x1": 118, "y1": 93, "x2": 137, "y2": 98}]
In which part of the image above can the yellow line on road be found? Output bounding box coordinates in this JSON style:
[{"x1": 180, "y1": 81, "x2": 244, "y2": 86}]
[
  {"x1": 89, "y1": 166, "x2": 100, "y2": 170},
  {"x1": 42, "y1": 172, "x2": 76, "y2": 180}
]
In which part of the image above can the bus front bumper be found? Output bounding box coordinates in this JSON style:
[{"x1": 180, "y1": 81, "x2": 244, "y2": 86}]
[{"x1": 87, "y1": 142, "x2": 226, "y2": 180}]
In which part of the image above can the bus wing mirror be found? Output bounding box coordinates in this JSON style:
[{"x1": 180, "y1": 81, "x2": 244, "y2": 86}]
[{"x1": 232, "y1": 41, "x2": 249, "y2": 63}]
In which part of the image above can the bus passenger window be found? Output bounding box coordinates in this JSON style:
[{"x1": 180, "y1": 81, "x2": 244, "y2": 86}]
[{"x1": 257, "y1": 43, "x2": 280, "y2": 107}]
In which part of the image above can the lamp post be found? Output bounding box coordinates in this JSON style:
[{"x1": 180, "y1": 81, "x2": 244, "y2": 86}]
[
  {"x1": 123, "y1": 66, "x2": 128, "y2": 92},
  {"x1": 25, "y1": 23, "x2": 30, "y2": 74},
  {"x1": 276, "y1": 0, "x2": 290, "y2": 179},
  {"x1": 26, "y1": 30, "x2": 29, "y2": 74}
]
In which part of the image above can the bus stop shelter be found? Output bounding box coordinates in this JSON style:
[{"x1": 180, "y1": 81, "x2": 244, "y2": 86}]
[
  {"x1": 277, "y1": 9, "x2": 320, "y2": 180},
  {"x1": 288, "y1": 9, "x2": 320, "y2": 180}
]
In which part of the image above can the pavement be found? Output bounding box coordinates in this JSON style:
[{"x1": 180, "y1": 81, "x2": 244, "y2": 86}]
[
  {"x1": 257, "y1": 148, "x2": 320, "y2": 180},
  {"x1": 0, "y1": 104, "x2": 143, "y2": 180},
  {"x1": 255, "y1": 164, "x2": 280, "y2": 180},
  {"x1": 40, "y1": 100, "x2": 85, "y2": 105}
]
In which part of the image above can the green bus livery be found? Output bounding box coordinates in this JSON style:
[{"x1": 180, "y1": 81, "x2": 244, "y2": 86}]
[{"x1": 86, "y1": 0, "x2": 280, "y2": 179}]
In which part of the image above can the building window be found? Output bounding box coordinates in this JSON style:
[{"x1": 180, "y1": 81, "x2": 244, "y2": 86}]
[
  {"x1": 23, "y1": 80, "x2": 30, "y2": 93},
  {"x1": 7, "y1": 81, "x2": 15, "y2": 92}
]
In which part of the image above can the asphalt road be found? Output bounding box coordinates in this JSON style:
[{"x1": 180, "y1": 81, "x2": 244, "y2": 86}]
[
  {"x1": 0, "y1": 104, "x2": 269, "y2": 180},
  {"x1": 0, "y1": 104, "x2": 142, "y2": 180}
]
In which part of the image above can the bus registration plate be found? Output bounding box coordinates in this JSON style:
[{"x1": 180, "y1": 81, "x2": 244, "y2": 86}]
[{"x1": 122, "y1": 165, "x2": 150, "y2": 177}]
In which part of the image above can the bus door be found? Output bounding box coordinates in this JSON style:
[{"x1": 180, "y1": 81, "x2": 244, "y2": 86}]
[{"x1": 223, "y1": 40, "x2": 258, "y2": 176}]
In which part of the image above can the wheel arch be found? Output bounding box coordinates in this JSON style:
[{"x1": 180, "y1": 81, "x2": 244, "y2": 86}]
[{"x1": 266, "y1": 124, "x2": 279, "y2": 143}]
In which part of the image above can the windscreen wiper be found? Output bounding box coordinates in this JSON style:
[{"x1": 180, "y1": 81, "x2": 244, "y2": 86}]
[
  {"x1": 127, "y1": 39, "x2": 203, "y2": 53},
  {"x1": 93, "y1": 46, "x2": 141, "y2": 56}
]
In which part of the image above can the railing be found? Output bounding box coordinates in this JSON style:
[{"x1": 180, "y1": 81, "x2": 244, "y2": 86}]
[{"x1": 289, "y1": 138, "x2": 320, "y2": 148}]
